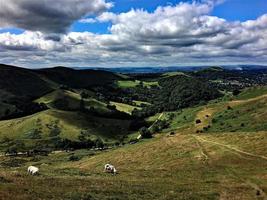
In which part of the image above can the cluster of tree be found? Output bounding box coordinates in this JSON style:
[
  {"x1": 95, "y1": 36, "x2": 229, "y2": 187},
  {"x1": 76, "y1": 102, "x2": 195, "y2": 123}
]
[
  {"x1": 132, "y1": 76, "x2": 221, "y2": 118},
  {"x1": 138, "y1": 119, "x2": 170, "y2": 139}
]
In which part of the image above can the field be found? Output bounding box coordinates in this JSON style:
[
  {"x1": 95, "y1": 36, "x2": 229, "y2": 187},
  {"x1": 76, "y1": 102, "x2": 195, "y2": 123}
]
[
  {"x1": 110, "y1": 101, "x2": 141, "y2": 115},
  {"x1": 0, "y1": 127, "x2": 266, "y2": 199},
  {"x1": 117, "y1": 80, "x2": 159, "y2": 88}
]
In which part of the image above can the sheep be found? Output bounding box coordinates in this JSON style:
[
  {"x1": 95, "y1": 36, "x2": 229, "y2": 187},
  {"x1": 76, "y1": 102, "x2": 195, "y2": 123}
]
[
  {"x1": 104, "y1": 164, "x2": 117, "y2": 175},
  {"x1": 27, "y1": 166, "x2": 39, "y2": 175}
]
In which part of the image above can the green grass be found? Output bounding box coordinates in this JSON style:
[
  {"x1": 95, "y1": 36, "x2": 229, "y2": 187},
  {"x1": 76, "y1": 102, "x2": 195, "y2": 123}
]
[
  {"x1": 236, "y1": 86, "x2": 267, "y2": 100},
  {"x1": 132, "y1": 100, "x2": 151, "y2": 106},
  {"x1": 0, "y1": 108, "x2": 134, "y2": 151},
  {"x1": 1, "y1": 131, "x2": 266, "y2": 200},
  {"x1": 165, "y1": 107, "x2": 203, "y2": 132},
  {"x1": 35, "y1": 89, "x2": 111, "y2": 114},
  {"x1": 208, "y1": 97, "x2": 267, "y2": 133},
  {"x1": 117, "y1": 80, "x2": 159, "y2": 88},
  {"x1": 161, "y1": 71, "x2": 189, "y2": 78},
  {"x1": 110, "y1": 102, "x2": 141, "y2": 115}
]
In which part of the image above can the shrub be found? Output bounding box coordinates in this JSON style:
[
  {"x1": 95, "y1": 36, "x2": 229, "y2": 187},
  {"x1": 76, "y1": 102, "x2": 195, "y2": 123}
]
[
  {"x1": 195, "y1": 119, "x2": 202, "y2": 124},
  {"x1": 69, "y1": 155, "x2": 80, "y2": 162},
  {"x1": 170, "y1": 132, "x2": 175, "y2": 136},
  {"x1": 227, "y1": 106, "x2": 233, "y2": 110}
]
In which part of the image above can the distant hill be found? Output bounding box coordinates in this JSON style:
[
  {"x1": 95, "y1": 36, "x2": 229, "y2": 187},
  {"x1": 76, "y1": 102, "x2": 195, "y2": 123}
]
[
  {"x1": 0, "y1": 64, "x2": 52, "y2": 99},
  {"x1": 0, "y1": 64, "x2": 122, "y2": 120},
  {"x1": 74, "y1": 65, "x2": 267, "y2": 74},
  {"x1": 36, "y1": 66, "x2": 121, "y2": 88}
]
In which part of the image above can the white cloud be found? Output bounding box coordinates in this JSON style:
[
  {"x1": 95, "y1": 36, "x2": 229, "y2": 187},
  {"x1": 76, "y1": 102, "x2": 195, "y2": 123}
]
[{"x1": 0, "y1": 1, "x2": 267, "y2": 68}]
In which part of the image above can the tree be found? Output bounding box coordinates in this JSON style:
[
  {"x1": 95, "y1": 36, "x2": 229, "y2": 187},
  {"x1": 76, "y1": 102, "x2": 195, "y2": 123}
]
[{"x1": 139, "y1": 127, "x2": 152, "y2": 138}]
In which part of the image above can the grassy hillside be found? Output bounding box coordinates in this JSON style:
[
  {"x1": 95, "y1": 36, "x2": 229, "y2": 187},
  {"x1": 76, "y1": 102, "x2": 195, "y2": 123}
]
[
  {"x1": 0, "y1": 108, "x2": 134, "y2": 152},
  {"x1": 236, "y1": 86, "x2": 267, "y2": 100},
  {"x1": 0, "y1": 122, "x2": 266, "y2": 199}
]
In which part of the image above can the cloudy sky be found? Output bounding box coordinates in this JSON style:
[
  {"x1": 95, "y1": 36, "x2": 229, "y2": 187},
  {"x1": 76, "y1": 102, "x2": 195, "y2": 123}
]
[{"x1": 0, "y1": 0, "x2": 267, "y2": 68}]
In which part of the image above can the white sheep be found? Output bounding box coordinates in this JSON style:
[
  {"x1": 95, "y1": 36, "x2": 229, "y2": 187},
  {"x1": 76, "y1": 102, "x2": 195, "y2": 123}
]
[
  {"x1": 104, "y1": 164, "x2": 117, "y2": 175},
  {"x1": 27, "y1": 166, "x2": 39, "y2": 175}
]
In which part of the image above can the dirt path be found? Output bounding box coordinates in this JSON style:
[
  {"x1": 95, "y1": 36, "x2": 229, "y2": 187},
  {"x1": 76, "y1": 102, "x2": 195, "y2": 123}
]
[
  {"x1": 193, "y1": 135, "x2": 267, "y2": 161},
  {"x1": 148, "y1": 113, "x2": 164, "y2": 130},
  {"x1": 193, "y1": 136, "x2": 209, "y2": 162}
]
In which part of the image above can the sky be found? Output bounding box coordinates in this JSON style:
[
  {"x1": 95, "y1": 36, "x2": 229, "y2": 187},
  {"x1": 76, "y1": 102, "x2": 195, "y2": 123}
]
[{"x1": 0, "y1": 0, "x2": 267, "y2": 68}]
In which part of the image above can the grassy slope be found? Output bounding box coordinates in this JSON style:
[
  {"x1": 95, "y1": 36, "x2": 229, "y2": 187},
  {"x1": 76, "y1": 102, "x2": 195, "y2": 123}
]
[
  {"x1": 110, "y1": 101, "x2": 141, "y2": 115},
  {"x1": 35, "y1": 89, "x2": 110, "y2": 113},
  {"x1": 0, "y1": 108, "x2": 133, "y2": 150},
  {"x1": 0, "y1": 128, "x2": 266, "y2": 199},
  {"x1": 236, "y1": 86, "x2": 267, "y2": 100},
  {"x1": 1, "y1": 87, "x2": 267, "y2": 199}
]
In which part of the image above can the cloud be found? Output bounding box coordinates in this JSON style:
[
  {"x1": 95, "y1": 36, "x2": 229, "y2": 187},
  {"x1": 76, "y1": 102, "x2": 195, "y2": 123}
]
[
  {"x1": 0, "y1": 1, "x2": 267, "y2": 68},
  {"x1": 0, "y1": 0, "x2": 113, "y2": 33}
]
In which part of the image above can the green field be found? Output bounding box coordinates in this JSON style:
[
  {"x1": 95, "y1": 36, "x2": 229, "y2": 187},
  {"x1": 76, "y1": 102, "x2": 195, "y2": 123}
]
[
  {"x1": 110, "y1": 101, "x2": 141, "y2": 115},
  {"x1": 117, "y1": 80, "x2": 159, "y2": 88}
]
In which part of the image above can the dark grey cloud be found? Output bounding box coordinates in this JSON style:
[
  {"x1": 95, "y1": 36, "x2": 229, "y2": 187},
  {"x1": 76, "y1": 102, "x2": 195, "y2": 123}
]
[{"x1": 0, "y1": 0, "x2": 112, "y2": 33}]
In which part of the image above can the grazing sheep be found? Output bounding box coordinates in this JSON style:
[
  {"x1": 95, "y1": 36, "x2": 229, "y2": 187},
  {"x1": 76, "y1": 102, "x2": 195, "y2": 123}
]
[
  {"x1": 104, "y1": 164, "x2": 117, "y2": 175},
  {"x1": 27, "y1": 166, "x2": 39, "y2": 175}
]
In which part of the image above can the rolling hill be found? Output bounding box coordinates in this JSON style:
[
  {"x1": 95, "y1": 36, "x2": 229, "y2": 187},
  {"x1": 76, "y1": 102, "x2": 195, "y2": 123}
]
[
  {"x1": 0, "y1": 64, "x2": 267, "y2": 199},
  {"x1": 0, "y1": 87, "x2": 267, "y2": 199}
]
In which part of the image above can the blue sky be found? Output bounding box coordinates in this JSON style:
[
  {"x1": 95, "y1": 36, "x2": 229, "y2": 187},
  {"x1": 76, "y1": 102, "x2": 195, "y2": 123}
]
[
  {"x1": 71, "y1": 0, "x2": 267, "y2": 34},
  {"x1": 4, "y1": 0, "x2": 266, "y2": 35},
  {"x1": 0, "y1": 0, "x2": 267, "y2": 68}
]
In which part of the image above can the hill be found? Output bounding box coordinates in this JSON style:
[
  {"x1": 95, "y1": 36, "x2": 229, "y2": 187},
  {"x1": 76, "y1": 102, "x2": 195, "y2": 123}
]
[
  {"x1": 36, "y1": 67, "x2": 121, "y2": 88},
  {"x1": 0, "y1": 88, "x2": 267, "y2": 199}
]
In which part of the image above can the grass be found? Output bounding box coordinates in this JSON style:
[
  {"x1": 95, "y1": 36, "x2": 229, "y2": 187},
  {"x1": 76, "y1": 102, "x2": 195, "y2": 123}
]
[
  {"x1": 117, "y1": 80, "x2": 159, "y2": 88},
  {"x1": 110, "y1": 101, "x2": 141, "y2": 115},
  {"x1": 161, "y1": 71, "x2": 189, "y2": 78},
  {"x1": 164, "y1": 107, "x2": 203, "y2": 132},
  {"x1": 0, "y1": 108, "x2": 134, "y2": 151},
  {"x1": 236, "y1": 86, "x2": 267, "y2": 100},
  {"x1": 0, "y1": 131, "x2": 266, "y2": 199},
  {"x1": 35, "y1": 89, "x2": 109, "y2": 112},
  {"x1": 208, "y1": 97, "x2": 267, "y2": 133},
  {"x1": 133, "y1": 100, "x2": 151, "y2": 106}
]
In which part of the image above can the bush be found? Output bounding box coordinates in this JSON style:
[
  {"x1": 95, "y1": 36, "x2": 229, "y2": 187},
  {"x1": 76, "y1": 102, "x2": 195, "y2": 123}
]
[
  {"x1": 69, "y1": 155, "x2": 80, "y2": 162},
  {"x1": 195, "y1": 119, "x2": 202, "y2": 124}
]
